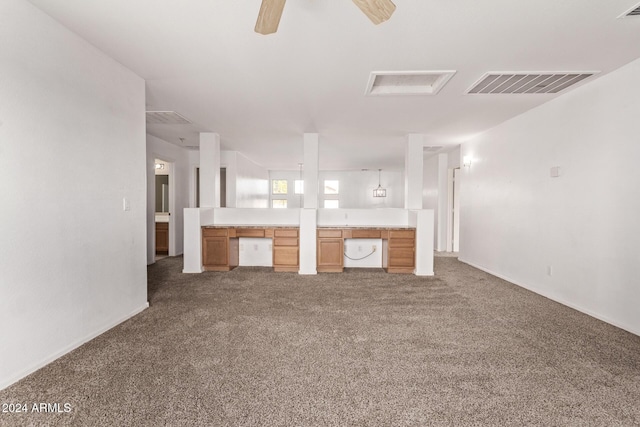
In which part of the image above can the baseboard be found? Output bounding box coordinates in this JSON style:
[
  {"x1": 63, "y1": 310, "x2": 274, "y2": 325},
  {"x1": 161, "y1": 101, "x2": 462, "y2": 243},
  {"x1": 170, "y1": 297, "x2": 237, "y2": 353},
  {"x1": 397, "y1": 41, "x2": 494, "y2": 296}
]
[
  {"x1": 182, "y1": 267, "x2": 204, "y2": 273},
  {"x1": 458, "y1": 258, "x2": 640, "y2": 337},
  {"x1": 0, "y1": 302, "x2": 149, "y2": 391}
]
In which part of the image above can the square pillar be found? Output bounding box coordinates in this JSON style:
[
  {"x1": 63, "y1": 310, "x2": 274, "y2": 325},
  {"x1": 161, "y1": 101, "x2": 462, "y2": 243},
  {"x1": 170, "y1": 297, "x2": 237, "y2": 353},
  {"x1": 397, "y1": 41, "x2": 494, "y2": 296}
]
[
  {"x1": 405, "y1": 134, "x2": 424, "y2": 209},
  {"x1": 303, "y1": 133, "x2": 319, "y2": 209},
  {"x1": 199, "y1": 132, "x2": 220, "y2": 208}
]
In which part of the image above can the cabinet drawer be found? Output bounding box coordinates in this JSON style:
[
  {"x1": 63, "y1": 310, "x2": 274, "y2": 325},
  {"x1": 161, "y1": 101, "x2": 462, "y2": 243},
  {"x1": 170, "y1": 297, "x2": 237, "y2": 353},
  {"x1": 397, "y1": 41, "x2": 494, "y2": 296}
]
[
  {"x1": 318, "y1": 229, "x2": 342, "y2": 238},
  {"x1": 236, "y1": 229, "x2": 265, "y2": 238},
  {"x1": 388, "y1": 238, "x2": 415, "y2": 248},
  {"x1": 273, "y1": 247, "x2": 299, "y2": 266},
  {"x1": 388, "y1": 248, "x2": 415, "y2": 267},
  {"x1": 203, "y1": 228, "x2": 228, "y2": 237},
  {"x1": 274, "y1": 229, "x2": 298, "y2": 237},
  {"x1": 389, "y1": 230, "x2": 415, "y2": 239},
  {"x1": 274, "y1": 237, "x2": 298, "y2": 247},
  {"x1": 351, "y1": 229, "x2": 381, "y2": 238}
]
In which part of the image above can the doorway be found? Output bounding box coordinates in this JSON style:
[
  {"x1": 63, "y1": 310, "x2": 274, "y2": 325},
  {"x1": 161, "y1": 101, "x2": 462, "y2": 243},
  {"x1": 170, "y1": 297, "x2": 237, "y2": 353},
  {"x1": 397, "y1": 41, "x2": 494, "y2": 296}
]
[{"x1": 154, "y1": 158, "x2": 172, "y2": 259}]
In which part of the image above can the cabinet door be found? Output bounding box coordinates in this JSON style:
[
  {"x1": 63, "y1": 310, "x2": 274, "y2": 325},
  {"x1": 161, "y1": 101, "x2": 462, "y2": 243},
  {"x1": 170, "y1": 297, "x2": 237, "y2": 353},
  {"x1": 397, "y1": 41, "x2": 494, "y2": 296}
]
[
  {"x1": 317, "y1": 238, "x2": 344, "y2": 272},
  {"x1": 155, "y1": 223, "x2": 169, "y2": 254},
  {"x1": 273, "y1": 247, "x2": 299, "y2": 271},
  {"x1": 388, "y1": 247, "x2": 415, "y2": 268},
  {"x1": 202, "y1": 236, "x2": 228, "y2": 268}
]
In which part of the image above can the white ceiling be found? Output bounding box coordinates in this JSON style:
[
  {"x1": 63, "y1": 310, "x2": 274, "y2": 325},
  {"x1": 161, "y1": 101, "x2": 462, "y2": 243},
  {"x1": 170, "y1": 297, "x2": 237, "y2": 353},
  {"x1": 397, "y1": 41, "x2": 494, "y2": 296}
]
[{"x1": 28, "y1": 0, "x2": 640, "y2": 170}]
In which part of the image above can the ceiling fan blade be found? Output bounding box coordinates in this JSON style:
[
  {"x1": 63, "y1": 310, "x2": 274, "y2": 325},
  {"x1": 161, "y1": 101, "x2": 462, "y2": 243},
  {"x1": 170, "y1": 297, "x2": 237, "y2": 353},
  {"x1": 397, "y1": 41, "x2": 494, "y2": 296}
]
[
  {"x1": 351, "y1": 0, "x2": 396, "y2": 25},
  {"x1": 255, "y1": 0, "x2": 287, "y2": 35}
]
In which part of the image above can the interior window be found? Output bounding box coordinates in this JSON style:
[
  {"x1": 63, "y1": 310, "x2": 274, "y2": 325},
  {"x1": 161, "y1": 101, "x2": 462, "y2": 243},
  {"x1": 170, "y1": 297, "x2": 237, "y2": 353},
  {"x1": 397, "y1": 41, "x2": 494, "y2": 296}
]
[
  {"x1": 272, "y1": 179, "x2": 288, "y2": 194},
  {"x1": 324, "y1": 180, "x2": 339, "y2": 195},
  {"x1": 272, "y1": 199, "x2": 288, "y2": 209}
]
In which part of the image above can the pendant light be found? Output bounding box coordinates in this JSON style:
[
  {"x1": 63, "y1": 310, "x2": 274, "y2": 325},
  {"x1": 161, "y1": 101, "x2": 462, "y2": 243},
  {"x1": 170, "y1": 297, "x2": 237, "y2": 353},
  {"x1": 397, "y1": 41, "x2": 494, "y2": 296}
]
[{"x1": 373, "y1": 169, "x2": 386, "y2": 197}]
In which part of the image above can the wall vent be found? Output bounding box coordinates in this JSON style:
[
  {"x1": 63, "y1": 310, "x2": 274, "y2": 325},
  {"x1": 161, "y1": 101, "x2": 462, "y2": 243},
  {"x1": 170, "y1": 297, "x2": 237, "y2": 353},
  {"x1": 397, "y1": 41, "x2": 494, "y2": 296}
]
[
  {"x1": 146, "y1": 111, "x2": 192, "y2": 124},
  {"x1": 619, "y1": 2, "x2": 640, "y2": 17},
  {"x1": 466, "y1": 72, "x2": 598, "y2": 95},
  {"x1": 365, "y1": 70, "x2": 456, "y2": 96}
]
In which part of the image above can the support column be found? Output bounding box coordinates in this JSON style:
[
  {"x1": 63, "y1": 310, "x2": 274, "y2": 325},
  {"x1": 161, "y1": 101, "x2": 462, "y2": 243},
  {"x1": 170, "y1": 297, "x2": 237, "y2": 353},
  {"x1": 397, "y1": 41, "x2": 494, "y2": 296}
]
[
  {"x1": 414, "y1": 210, "x2": 435, "y2": 276},
  {"x1": 436, "y1": 153, "x2": 448, "y2": 251},
  {"x1": 405, "y1": 134, "x2": 424, "y2": 210},
  {"x1": 300, "y1": 133, "x2": 319, "y2": 274},
  {"x1": 303, "y1": 133, "x2": 319, "y2": 209},
  {"x1": 199, "y1": 132, "x2": 221, "y2": 208}
]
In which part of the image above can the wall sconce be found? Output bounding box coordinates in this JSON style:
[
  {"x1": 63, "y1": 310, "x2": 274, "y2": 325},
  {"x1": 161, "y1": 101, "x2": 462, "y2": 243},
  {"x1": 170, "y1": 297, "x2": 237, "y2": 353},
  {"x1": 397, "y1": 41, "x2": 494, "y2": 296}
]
[
  {"x1": 373, "y1": 169, "x2": 387, "y2": 197},
  {"x1": 463, "y1": 156, "x2": 472, "y2": 168}
]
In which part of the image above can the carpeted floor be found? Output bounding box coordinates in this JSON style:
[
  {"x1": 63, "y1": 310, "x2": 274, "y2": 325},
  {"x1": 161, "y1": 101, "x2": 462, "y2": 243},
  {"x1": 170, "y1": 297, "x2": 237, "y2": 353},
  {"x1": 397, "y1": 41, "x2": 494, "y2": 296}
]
[{"x1": 1, "y1": 257, "x2": 639, "y2": 426}]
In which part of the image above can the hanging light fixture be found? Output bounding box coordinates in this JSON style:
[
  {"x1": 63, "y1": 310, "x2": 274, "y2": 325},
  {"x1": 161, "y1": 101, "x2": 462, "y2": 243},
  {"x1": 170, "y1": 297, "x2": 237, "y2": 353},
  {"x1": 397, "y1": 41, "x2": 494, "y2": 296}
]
[{"x1": 373, "y1": 169, "x2": 386, "y2": 197}]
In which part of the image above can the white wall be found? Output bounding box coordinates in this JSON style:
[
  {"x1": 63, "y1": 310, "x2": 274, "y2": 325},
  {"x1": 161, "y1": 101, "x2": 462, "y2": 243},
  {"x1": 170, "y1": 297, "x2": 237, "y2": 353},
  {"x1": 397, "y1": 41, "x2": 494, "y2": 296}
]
[
  {"x1": 147, "y1": 134, "x2": 192, "y2": 263},
  {"x1": 0, "y1": 0, "x2": 148, "y2": 389},
  {"x1": 448, "y1": 146, "x2": 461, "y2": 169},
  {"x1": 459, "y1": 57, "x2": 640, "y2": 336},
  {"x1": 220, "y1": 151, "x2": 269, "y2": 208},
  {"x1": 236, "y1": 152, "x2": 269, "y2": 208},
  {"x1": 269, "y1": 169, "x2": 404, "y2": 209},
  {"x1": 268, "y1": 170, "x2": 305, "y2": 209},
  {"x1": 317, "y1": 208, "x2": 409, "y2": 227}
]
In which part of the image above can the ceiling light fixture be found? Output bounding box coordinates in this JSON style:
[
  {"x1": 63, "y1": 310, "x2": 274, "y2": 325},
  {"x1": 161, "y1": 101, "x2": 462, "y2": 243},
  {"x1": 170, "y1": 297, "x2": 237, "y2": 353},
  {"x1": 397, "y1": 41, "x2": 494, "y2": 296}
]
[{"x1": 373, "y1": 169, "x2": 386, "y2": 198}]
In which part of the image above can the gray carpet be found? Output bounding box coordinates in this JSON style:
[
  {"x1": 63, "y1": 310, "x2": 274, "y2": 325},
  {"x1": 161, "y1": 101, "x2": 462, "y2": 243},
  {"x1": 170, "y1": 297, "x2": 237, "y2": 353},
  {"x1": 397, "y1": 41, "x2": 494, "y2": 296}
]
[{"x1": 1, "y1": 257, "x2": 639, "y2": 426}]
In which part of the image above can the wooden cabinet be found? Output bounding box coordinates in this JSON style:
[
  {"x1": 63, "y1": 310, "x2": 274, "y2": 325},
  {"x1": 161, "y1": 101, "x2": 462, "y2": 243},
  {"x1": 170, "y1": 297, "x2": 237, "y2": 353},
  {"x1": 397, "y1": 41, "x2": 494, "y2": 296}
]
[
  {"x1": 386, "y1": 229, "x2": 415, "y2": 274},
  {"x1": 317, "y1": 229, "x2": 344, "y2": 272},
  {"x1": 273, "y1": 228, "x2": 299, "y2": 272},
  {"x1": 202, "y1": 227, "x2": 299, "y2": 272},
  {"x1": 155, "y1": 222, "x2": 169, "y2": 254},
  {"x1": 202, "y1": 226, "x2": 415, "y2": 275},
  {"x1": 202, "y1": 228, "x2": 236, "y2": 271}
]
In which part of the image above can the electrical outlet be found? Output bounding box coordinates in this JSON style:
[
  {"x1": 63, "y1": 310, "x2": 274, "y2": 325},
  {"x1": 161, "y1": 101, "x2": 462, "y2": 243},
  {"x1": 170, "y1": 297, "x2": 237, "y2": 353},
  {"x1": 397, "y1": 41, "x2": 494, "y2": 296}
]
[
  {"x1": 253, "y1": 244, "x2": 259, "y2": 251},
  {"x1": 372, "y1": 245, "x2": 377, "y2": 252},
  {"x1": 358, "y1": 245, "x2": 362, "y2": 252},
  {"x1": 547, "y1": 266, "x2": 553, "y2": 276}
]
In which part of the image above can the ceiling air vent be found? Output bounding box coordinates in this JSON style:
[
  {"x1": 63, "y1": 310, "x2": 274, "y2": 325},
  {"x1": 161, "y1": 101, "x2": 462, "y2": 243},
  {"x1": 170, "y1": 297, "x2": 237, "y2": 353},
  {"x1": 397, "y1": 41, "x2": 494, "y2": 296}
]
[
  {"x1": 424, "y1": 146, "x2": 443, "y2": 152},
  {"x1": 619, "y1": 2, "x2": 640, "y2": 17},
  {"x1": 146, "y1": 111, "x2": 192, "y2": 124},
  {"x1": 365, "y1": 71, "x2": 456, "y2": 96},
  {"x1": 466, "y1": 72, "x2": 598, "y2": 95}
]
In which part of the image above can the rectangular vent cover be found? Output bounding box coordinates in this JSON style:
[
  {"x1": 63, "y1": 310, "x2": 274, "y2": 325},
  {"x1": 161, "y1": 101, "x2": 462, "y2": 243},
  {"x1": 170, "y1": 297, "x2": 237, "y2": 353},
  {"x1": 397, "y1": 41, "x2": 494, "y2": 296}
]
[
  {"x1": 467, "y1": 72, "x2": 597, "y2": 95},
  {"x1": 619, "y1": 3, "x2": 640, "y2": 17},
  {"x1": 146, "y1": 111, "x2": 192, "y2": 124},
  {"x1": 366, "y1": 70, "x2": 456, "y2": 96},
  {"x1": 424, "y1": 146, "x2": 443, "y2": 152}
]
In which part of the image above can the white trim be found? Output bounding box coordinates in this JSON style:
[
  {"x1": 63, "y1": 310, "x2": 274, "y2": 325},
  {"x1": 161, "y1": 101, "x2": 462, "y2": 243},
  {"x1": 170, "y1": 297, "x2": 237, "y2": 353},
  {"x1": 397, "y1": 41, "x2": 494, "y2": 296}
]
[
  {"x1": 618, "y1": 2, "x2": 640, "y2": 18},
  {"x1": 0, "y1": 303, "x2": 149, "y2": 391},
  {"x1": 365, "y1": 70, "x2": 456, "y2": 96},
  {"x1": 458, "y1": 258, "x2": 640, "y2": 337}
]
